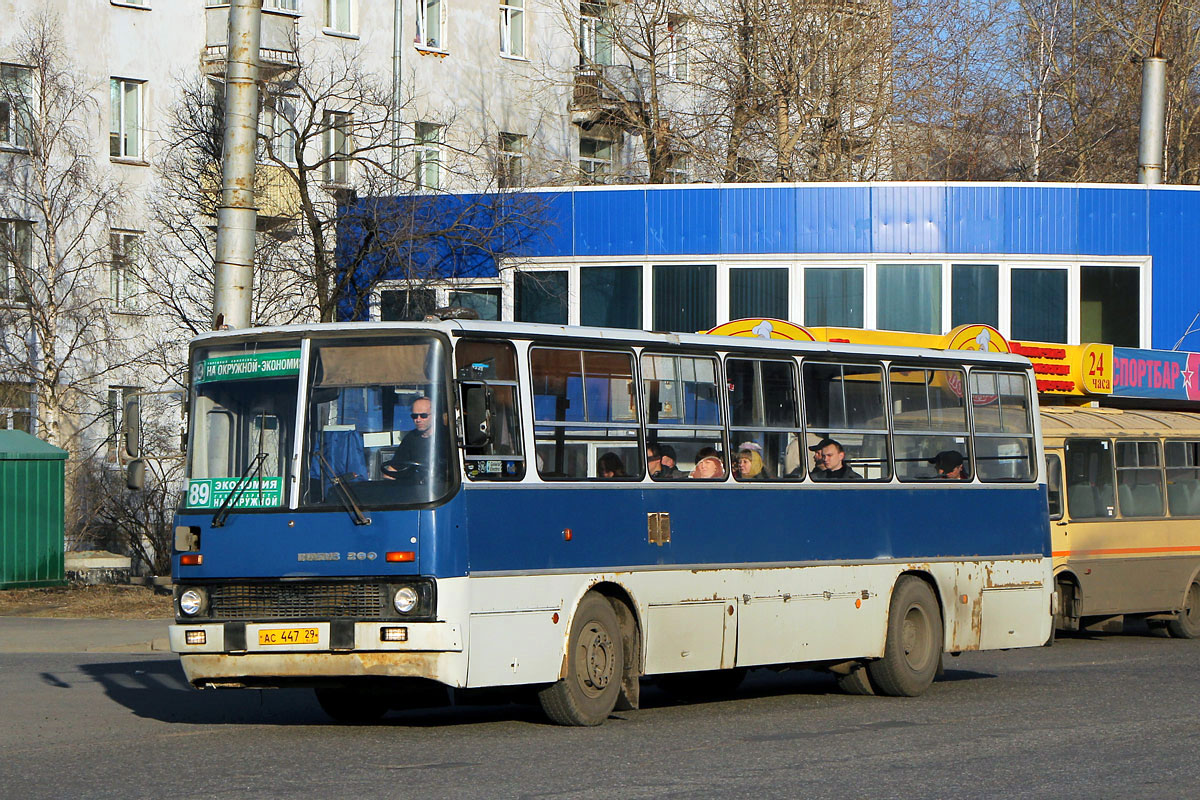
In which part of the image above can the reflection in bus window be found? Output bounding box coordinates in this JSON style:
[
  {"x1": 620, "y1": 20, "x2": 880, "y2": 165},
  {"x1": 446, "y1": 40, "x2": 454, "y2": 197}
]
[
  {"x1": 969, "y1": 371, "x2": 1035, "y2": 482},
  {"x1": 642, "y1": 353, "x2": 724, "y2": 480},
  {"x1": 1165, "y1": 440, "x2": 1200, "y2": 515},
  {"x1": 1046, "y1": 454, "x2": 1063, "y2": 519},
  {"x1": 531, "y1": 348, "x2": 642, "y2": 480},
  {"x1": 802, "y1": 361, "x2": 889, "y2": 480},
  {"x1": 456, "y1": 340, "x2": 525, "y2": 481},
  {"x1": 726, "y1": 358, "x2": 801, "y2": 481},
  {"x1": 1116, "y1": 440, "x2": 1164, "y2": 517},
  {"x1": 1065, "y1": 438, "x2": 1115, "y2": 518},
  {"x1": 890, "y1": 367, "x2": 970, "y2": 482}
]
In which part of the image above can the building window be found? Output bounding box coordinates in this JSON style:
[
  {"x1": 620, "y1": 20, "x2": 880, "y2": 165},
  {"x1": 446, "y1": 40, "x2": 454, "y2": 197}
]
[
  {"x1": 0, "y1": 220, "x2": 32, "y2": 303},
  {"x1": 581, "y1": 266, "x2": 641, "y2": 329},
  {"x1": 260, "y1": 95, "x2": 298, "y2": 165},
  {"x1": 516, "y1": 271, "x2": 567, "y2": 324},
  {"x1": 877, "y1": 263, "x2": 941, "y2": 334},
  {"x1": 579, "y1": 137, "x2": 612, "y2": 183},
  {"x1": 951, "y1": 264, "x2": 998, "y2": 328},
  {"x1": 668, "y1": 15, "x2": 689, "y2": 80},
  {"x1": 326, "y1": 0, "x2": 351, "y2": 31},
  {"x1": 380, "y1": 288, "x2": 437, "y2": 321},
  {"x1": 271, "y1": 0, "x2": 299, "y2": 10},
  {"x1": 579, "y1": 0, "x2": 612, "y2": 65},
  {"x1": 804, "y1": 266, "x2": 863, "y2": 328},
  {"x1": 0, "y1": 382, "x2": 34, "y2": 433},
  {"x1": 1011, "y1": 267, "x2": 1067, "y2": 343},
  {"x1": 730, "y1": 267, "x2": 787, "y2": 321},
  {"x1": 109, "y1": 78, "x2": 143, "y2": 159},
  {"x1": 416, "y1": 0, "x2": 445, "y2": 49},
  {"x1": 500, "y1": 0, "x2": 524, "y2": 57},
  {"x1": 1081, "y1": 265, "x2": 1139, "y2": 346},
  {"x1": 323, "y1": 111, "x2": 351, "y2": 184},
  {"x1": 665, "y1": 153, "x2": 690, "y2": 184},
  {"x1": 110, "y1": 231, "x2": 140, "y2": 309},
  {"x1": 448, "y1": 287, "x2": 501, "y2": 320},
  {"x1": 498, "y1": 132, "x2": 524, "y2": 188},
  {"x1": 415, "y1": 122, "x2": 441, "y2": 190},
  {"x1": 653, "y1": 264, "x2": 716, "y2": 333},
  {"x1": 1, "y1": 64, "x2": 32, "y2": 149}
]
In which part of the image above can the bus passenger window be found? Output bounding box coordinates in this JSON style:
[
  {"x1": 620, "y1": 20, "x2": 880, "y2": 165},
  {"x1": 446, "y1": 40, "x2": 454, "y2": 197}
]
[
  {"x1": 531, "y1": 348, "x2": 642, "y2": 480},
  {"x1": 1046, "y1": 455, "x2": 1063, "y2": 519},
  {"x1": 890, "y1": 366, "x2": 970, "y2": 482},
  {"x1": 970, "y1": 371, "x2": 1035, "y2": 482},
  {"x1": 802, "y1": 361, "x2": 889, "y2": 480},
  {"x1": 456, "y1": 340, "x2": 525, "y2": 480},
  {"x1": 1165, "y1": 440, "x2": 1200, "y2": 515},
  {"x1": 1064, "y1": 439, "x2": 1115, "y2": 519},
  {"x1": 726, "y1": 357, "x2": 802, "y2": 481},
  {"x1": 643, "y1": 352, "x2": 725, "y2": 480},
  {"x1": 1116, "y1": 440, "x2": 1164, "y2": 518}
]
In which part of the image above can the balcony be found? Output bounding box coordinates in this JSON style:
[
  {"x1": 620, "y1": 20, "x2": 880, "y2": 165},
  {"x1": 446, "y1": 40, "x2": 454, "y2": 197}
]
[
  {"x1": 201, "y1": 162, "x2": 302, "y2": 228},
  {"x1": 202, "y1": 7, "x2": 299, "y2": 78},
  {"x1": 570, "y1": 65, "x2": 645, "y2": 129}
]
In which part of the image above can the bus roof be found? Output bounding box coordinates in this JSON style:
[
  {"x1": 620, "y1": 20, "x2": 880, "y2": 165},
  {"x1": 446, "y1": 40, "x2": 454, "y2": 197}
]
[
  {"x1": 188, "y1": 320, "x2": 1033, "y2": 369},
  {"x1": 1040, "y1": 406, "x2": 1200, "y2": 437}
]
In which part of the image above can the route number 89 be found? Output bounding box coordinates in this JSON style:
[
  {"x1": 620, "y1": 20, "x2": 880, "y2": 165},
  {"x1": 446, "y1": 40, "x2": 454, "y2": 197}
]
[{"x1": 188, "y1": 482, "x2": 211, "y2": 507}]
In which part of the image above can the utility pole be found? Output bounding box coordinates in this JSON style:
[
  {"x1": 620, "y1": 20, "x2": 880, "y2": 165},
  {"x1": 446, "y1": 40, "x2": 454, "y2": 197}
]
[
  {"x1": 212, "y1": 0, "x2": 263, "y2": 330},
  {"x1": 1138, "y1": 0, "x2": 1170, "y2": 185}
]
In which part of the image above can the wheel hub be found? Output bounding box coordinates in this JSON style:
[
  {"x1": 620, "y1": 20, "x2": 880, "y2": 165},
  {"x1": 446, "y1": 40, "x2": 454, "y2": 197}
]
[{"x1": 584, "y1": 626, "x2": 614, "y2": 689}]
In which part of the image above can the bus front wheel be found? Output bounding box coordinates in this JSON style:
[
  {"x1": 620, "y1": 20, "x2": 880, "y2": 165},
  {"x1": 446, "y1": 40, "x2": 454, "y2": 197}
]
[
  {"x1": 538, "y1": 593, "x2": 624, "y2": 726},
  {"x1": 1167, "y1": 579, "x2": 1200, "y2": 639},
  {"x1": 867, "y1": 577, "x2": 943, "y2": 697}
]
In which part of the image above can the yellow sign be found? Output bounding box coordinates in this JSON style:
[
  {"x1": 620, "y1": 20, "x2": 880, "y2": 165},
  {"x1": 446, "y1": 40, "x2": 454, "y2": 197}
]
[
  {"x1": 945, "y1": 324, "x2": 1010, "y2": 353},
  {"x1": 1081, "y1": 343, "x2": 1115, "y2": 394},
  {"x1": 706, "y1": 318, "x2": 816, "y2": 341}
]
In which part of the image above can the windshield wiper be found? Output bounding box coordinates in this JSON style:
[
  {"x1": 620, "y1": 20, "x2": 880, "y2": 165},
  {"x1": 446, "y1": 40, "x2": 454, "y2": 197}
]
[
  {"x1": 315, "y1": 449, "x2": 371, "y2": 526},
  {"x1": 211, "y1": 452, "x2": 268, "y2": 528}
]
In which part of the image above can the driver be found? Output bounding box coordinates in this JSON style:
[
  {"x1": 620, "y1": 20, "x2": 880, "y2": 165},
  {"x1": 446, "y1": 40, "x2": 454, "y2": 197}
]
[{"x1": 383, "y1": 396, "x2": 447, "y2": 479}]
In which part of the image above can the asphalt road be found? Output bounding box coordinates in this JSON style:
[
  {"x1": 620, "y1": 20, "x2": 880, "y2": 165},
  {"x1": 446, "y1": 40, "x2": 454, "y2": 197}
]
[{"x1": 0, "y1": 620, "x2": 1197, "y2": 800}]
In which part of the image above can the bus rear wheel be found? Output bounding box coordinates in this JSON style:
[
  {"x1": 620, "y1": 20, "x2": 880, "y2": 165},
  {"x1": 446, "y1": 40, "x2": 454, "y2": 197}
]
[
  {"x1": 1167, "y1": 579, "x2": 1200, "y2": 639},
  {"x1": 867, "y1": 577, "x2": 943, "y2": 697},
  {"x1": 538, "y1": 593, "x2": 624, "y2": 726}
]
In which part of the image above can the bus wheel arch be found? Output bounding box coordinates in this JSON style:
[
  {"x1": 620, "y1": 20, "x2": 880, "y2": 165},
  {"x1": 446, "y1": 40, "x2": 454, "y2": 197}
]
[
  {"x1": 867, "y1": 572, "x2": 944, "y2": 697},
  {"x1": 590, "y1": 581, "x2": 643, "y2": 711},
  {"x1": 1167, "y1": 569, "x2": 1200, "y2": 639},
  {"x1": 1054, "y1": 572, "x2": 1081, "y2": 632}
]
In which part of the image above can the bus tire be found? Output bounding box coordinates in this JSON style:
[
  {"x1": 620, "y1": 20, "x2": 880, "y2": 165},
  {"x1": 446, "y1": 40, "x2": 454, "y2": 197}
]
[
  {"x1": 1167, "y1": 579, "x2": 1200, "y2": 639},
  {"x1": 538, "y1": 593, "x2": 624, "y2": 726},
  {"x1": 314, "y1": 687, "x2": 388, "y2": 723},
  {"x1": 836, "y1": 664, "x2": 876, "y2": 696},
  {"x1": 867, "y1": 576, "x2": 943, "y2": 697}
]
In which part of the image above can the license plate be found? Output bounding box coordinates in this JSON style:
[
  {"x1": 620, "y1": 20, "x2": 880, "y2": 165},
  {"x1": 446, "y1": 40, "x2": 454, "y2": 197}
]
[{"x1": 258, "y1": 627, "x2": 319, "y2": 646}]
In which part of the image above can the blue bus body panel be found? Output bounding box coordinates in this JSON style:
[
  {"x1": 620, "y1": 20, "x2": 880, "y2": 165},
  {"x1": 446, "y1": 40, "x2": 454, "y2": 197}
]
[{"x1": 460, "y1": 485, "x2": 1050, "y2": 574}]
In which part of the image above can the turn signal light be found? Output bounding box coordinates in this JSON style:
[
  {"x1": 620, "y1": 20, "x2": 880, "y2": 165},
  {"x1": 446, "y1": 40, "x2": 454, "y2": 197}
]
[
  {"x1": 380, "y1": 626, "x2": 409, "y2": 642},
  {"x1": 180, "y1": 554, "x2": 203, "y2": 566},
  {"x1": 386, "y1": 551, "x2": 415, "y2": 562}
]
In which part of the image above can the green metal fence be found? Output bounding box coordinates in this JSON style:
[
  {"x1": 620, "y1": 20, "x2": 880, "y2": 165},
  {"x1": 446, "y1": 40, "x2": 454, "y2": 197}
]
[{"x1": 0, "y1": 430, "x2": 68, "y2": 589}]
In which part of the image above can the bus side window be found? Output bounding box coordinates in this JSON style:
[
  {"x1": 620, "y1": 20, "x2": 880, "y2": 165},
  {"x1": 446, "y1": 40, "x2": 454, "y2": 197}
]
[
  {"x1": 1116, "y1": 440, "x2": 1164, "y2": 518},
  {"x1": 802, "y1": 360, "x2": 889, "y2": 480},
  {"x1": 1165, "y1": 440, "x2": 1200, "y2": 515},
  {"x1": 643, "y1": 352, "x2": 725, "y2": 480},
  {"x1": 726, "y1": 357, "x2": 801, "y2": 481},
  {"x1": 1064, "y1": 438, "x2": 1115, "y2": 518},
  {"x1": 1046, "y1": 454, "x2": 1063, "y2": 519},
  {"x1": 456, "y1": 340, "x2": 525, "y2": 481},
  {"x1": 890, "y1": 366, "x2": 970, "y2": 482},
  {"x1": 970, "y1": 371, "x2": 1036, "y2": 482}
]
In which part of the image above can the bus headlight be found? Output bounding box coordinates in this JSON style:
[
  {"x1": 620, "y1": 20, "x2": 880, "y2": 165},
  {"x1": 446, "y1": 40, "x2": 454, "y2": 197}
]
[
  {"x1": 393, "y1": 586, "x2": 419, "y2": 614},
  {"x1": 179, "y1": 588, "x2": 206, "y2": 616}
]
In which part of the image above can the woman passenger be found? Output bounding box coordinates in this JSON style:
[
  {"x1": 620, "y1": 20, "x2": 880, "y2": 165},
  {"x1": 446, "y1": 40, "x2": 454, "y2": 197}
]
[
  {"x1": 736, "y1": 448, "x2": 766, "y2": 481},
  {"x1": 597, "y1": 451, "x2": 626, "y2": 478}
]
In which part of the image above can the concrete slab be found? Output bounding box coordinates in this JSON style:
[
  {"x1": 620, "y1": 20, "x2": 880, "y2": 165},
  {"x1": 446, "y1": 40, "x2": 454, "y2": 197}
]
[{"x1": 0, "y1": 617, "x2": 171, "y2": 654}]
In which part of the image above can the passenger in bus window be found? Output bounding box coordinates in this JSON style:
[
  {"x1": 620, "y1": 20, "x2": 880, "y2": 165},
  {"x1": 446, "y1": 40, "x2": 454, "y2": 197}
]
[
  {"x1": 690, "y1": 447, "x2": 725, "y2": 479},
  {"x1": 598, "y1": 452, "x2": 627, "y2": 478},
  {"x1": 382, "y1": 396, "x2": 446, "y2": 479},
  {"x1": 809, "y1": 438, "x2": 862, "y2": 481},
  {"x1": 647, "y1": 443, "x2": 684, "y2": 479},
  {"x1": 735, "y1": 443, "x2": 767, "y2": 481},
  {"x1": 929, "y1": 450, "x2": 967, "y2": 480}
]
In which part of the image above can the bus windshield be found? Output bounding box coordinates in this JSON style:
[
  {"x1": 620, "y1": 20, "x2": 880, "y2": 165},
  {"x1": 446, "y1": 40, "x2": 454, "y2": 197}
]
[
  {"x1": 185, "y1": 343, "x2": 302, "y2": 511},
  {"x1": 302, "y1": 334, "x2": 454, "y2": 509}
]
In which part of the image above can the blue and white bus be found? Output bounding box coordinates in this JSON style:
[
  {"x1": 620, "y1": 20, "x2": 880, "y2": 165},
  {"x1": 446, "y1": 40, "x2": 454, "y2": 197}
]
[{"x1": 166, "y1": 318, "x2": 1053, "y2": 725}]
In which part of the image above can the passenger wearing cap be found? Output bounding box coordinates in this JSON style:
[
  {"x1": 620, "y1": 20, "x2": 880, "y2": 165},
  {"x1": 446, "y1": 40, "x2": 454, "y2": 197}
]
[
  {"x1": 929, "y1": 450, "x2": 967, "y2": 480},
  {"x1": 809, "y1": 437, "x2": 862, "y2": 481},
  {"x1": 647, "y1": 443, "x2": 685, "y2": 479}
]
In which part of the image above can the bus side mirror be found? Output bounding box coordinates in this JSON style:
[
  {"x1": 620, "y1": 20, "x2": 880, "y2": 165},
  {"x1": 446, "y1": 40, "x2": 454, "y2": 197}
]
[
  {"x1": 123, "y1": 395, "x2": 141, "y2": 459},
  {"x1": 462, "y1": 385, "x2": 493, "y2": 447},
  {"x1": 126, "y1": 458, "x2": 145, "y2": 491}
]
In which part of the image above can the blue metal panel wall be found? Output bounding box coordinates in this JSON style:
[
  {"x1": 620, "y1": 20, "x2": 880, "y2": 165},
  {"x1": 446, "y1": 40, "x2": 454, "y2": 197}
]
[
  {"x1": 1148, "y1": 190, "x2": 1200, "y2": 349},
  {"x1": 945, "y1": 185, "x2": 1005, "y2": 253},
  {"x1": 795, "y1": 185, "x2": 872, "y2": 254},
  {"x1": 720, "y1": 186, "x2": 797, "y2": 254},
  {"x1": 647, "y1": 188, "x2": 721, "y2": 255},
  {"x1": 574, "y1": 189, "x2": 646, "y2": 256},
  {"x1": 1077, "y1": 188, "x2": 1147, "y2": 255},
  {"x1": 872, "y1": 184, "x2": 947, "y2": 254},
  {"x1": 1000, "y1": 185, "x2": 1078, "y2": 255}
]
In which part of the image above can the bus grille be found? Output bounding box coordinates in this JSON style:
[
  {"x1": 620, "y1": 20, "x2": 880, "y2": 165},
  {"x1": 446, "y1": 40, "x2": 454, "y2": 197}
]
[{"x1": 208, "y1": 582, "x2": 388, "y2": 619}]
